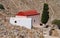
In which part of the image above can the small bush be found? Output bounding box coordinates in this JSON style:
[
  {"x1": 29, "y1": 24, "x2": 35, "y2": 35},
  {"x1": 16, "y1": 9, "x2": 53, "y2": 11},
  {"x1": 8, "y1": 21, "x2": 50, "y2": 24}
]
[
  {"x1": 0, "y1": 4, "x2": 5, "y2": 9},
  {"x1": 52, "y1": 19, "x2": 60, "y2": 29},
  {"x1": 52, "y1": 19, "x2": 60, "y2": 25}
]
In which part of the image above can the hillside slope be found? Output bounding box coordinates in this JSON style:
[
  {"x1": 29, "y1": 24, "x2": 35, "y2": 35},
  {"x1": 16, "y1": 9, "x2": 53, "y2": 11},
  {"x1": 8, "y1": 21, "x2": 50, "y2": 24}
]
[{"x1": 0, "y1": 0, "x2": 60, "y2": 38}]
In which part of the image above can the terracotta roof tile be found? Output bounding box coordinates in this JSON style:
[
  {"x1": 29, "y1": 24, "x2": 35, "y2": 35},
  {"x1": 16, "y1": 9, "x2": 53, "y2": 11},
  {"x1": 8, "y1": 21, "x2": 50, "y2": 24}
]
[{"x1": 16, "y1": 10, "x2": 40, "y2": 16}]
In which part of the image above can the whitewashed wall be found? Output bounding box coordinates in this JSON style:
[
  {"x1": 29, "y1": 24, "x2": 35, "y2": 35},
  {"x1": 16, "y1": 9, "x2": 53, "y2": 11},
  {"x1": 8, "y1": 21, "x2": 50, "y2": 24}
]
[
  {"x1": 10, "y1": 17, "x2": 32, "y2": 29},
  {"x1": 28, "y1": 15, "x2": 40, "y2": 26}
]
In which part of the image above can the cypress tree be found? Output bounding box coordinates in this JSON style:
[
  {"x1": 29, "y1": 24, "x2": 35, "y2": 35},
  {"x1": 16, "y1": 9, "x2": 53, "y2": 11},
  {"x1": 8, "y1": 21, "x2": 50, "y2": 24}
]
[{"x1": 41, "y1": 3, "x2": 49, "y2": 24}]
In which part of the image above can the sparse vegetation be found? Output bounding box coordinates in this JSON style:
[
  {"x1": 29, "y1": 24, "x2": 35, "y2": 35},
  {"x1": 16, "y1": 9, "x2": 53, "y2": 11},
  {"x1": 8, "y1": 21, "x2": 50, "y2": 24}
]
[
  {"x1": 0, "y1": 4, "x2": 5, "y2": 9},
  {"x1": 41, "y1": 3, "x2": 49, "y2": 24},
  {"x1": 52, "y1": 19, "x2": 60, "y2": 29}
]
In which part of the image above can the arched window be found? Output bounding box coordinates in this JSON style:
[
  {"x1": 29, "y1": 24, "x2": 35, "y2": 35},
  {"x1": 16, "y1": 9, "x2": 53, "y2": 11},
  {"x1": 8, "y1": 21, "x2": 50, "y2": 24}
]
[
  {"x1": 34, "y1": 19, "x2": 35, "y2": 22},
  {"x1": 14, "y1": 21, "x2": 17, "y2": 23}
]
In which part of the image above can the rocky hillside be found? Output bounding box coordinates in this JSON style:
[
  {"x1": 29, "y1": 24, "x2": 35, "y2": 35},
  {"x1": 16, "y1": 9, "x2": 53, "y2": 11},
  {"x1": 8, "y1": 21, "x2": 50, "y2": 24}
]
[
  {"x1": 0, "y1": 0, "x2": 44, "y2": 16},
  {"x1": 0, "y1": 0, "x2": 60, "y2": 24},
  {"x1": 0, "y1": 0, "x2": 60, "y2": 38}
]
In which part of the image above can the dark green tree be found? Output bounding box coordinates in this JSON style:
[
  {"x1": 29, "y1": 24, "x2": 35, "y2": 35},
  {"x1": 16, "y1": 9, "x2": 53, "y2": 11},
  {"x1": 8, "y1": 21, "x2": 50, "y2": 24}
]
[
  {"x1": 41, "y1": 3, "x2": 49, "y2": 24},
  {"x1": 0, "y1": 4, "x2": 5, "y2": 9}
]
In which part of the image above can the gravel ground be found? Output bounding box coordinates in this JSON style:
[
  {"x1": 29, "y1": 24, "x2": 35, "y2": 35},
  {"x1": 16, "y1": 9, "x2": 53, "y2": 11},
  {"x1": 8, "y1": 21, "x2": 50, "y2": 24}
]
[{"x1": 0, "y1": 17, "x2": 59, "y2": 38}]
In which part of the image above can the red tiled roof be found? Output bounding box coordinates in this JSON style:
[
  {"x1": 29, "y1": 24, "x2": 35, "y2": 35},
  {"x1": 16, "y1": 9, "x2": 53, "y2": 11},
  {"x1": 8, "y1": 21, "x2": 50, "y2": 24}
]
[{"x1": 16, "y1": 10, "x2": 40, "y2": 16}]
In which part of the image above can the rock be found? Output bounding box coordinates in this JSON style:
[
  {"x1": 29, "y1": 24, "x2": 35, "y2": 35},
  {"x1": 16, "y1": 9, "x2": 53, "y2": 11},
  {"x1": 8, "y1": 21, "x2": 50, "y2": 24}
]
[{"x1": 51, "y1": 29, "x2": 59, "y2": 37}]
